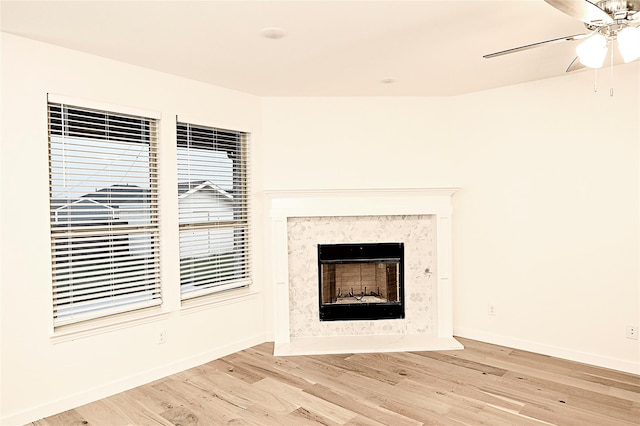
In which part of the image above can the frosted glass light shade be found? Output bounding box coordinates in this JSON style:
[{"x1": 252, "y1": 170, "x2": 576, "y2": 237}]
[
  {"x1": 576, "y1": 34, "x2": 608, "y2": 68},
  {"x1": 617, "y1": 26, "x2": 640, "y2": 63}
]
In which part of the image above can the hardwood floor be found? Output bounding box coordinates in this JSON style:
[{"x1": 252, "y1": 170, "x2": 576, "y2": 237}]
[{"x1": 32, "y1": 338, "x2": 640, "y2": 426}]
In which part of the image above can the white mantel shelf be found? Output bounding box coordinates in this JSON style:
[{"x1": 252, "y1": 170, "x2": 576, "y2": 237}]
[
  {"x1": 266, "y1": 188, "x2": 463, "y2": 356},
  {"x1": 267, "y1": 188, "x2": 459, "y2": 217}
]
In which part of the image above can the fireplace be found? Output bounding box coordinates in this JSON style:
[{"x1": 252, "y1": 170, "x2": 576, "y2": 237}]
[
  {"x1": 266, "y1": 188, "x2": 462, "y2": 356},
  {"x1": 318, "y1": 242, "x2": 404, "y2": 321}
]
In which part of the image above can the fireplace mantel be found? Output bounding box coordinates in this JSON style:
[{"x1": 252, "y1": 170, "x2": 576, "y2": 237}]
[{"x1": 265, "y1": 188, "x2": 463, "y2": 356}]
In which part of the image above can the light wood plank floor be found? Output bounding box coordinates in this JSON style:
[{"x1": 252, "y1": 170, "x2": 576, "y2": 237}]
[{"x1": 32, "y1": 338, "x2": 640, "y2": 426}]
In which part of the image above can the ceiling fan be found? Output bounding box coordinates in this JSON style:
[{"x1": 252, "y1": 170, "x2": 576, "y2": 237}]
[{"x1": 484, "y1": 0, "x2": 640, "y2": 72}]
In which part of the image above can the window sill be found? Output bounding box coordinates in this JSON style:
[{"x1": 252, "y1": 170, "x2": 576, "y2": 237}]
[
  {"x1": 50, "y1": 288, "x2": 260, "y2": 343},
  {"x1": 51, "y1": 307, "x2": 170, "y2": 344},
  {"x1": 180, "y1": 286, "x2": 260, "y2": 316}
]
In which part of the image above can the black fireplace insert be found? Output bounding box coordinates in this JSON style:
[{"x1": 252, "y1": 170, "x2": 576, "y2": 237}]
[{"x1": 318, "y1": 242, "x2": 404, "y2": 321}]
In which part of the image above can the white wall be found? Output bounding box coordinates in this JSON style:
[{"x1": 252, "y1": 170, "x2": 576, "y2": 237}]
[
  {"x1": 0, "y1": 34, "x2": 265, "y2": 425},
  {"x1": 261, "y1": 65, "x2": 640, "y2": 373},
  {"x1": 448, "y1": 67, "x2": 639, "y2": 373}
]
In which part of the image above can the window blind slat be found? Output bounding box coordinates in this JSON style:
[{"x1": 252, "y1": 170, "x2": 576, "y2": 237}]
[
  {"x1": 54, "y1": 264, "x2": 160, "y2": 281},
  {"x1": 180, "y1": 267, "x2": 248, "y2": 283},
  {"x1": 54, "y1": 297, "x2": 161, "y2": 327},
  {"x1": 54, "y1": 281, "x2": 159, "y2": 303},
  {"x1": 181, "y1": 279, "x2": 251, "y2": 300},
  {"x1": 49, "y1": 102, "x2": 161, "y2": 326},
  {"x1": 51, "y1": 243, "x2": 157, "y2": 258}
]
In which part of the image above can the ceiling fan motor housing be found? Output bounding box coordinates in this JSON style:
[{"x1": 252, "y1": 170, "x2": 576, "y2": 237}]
[{"x1": 587, "y1": 0, "x2": 640, "y2": 29}]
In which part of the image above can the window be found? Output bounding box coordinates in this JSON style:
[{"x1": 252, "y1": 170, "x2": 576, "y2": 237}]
[
  {"x1": 177, "y1": 122, "x2": 251, "y2": 299},
  {"x1": 48, "y1": 101, "x2": 160, "y2": 327}
]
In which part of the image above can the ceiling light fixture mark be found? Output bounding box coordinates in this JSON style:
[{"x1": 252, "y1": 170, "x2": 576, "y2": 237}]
[{"x1": 261, "y1": 27, "x2": 287, "y2": 40}]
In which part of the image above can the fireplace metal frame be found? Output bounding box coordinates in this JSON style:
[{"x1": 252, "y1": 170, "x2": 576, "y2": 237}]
[{"x1": 317, "y1": 242, "x2": 405, "y2": 321}]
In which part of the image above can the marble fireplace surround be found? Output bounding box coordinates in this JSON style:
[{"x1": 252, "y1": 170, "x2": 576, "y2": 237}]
[{"x1": 266, "y1": 188, "x2": 463, "y2": 356}]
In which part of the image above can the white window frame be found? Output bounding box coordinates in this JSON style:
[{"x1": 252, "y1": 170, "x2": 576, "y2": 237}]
[
  {"x1": 47, "y1": 95, "x2": 162, "y2": 328},
  {"x1": 176, "y1": 120, "x2": 252, "y2": 300}
]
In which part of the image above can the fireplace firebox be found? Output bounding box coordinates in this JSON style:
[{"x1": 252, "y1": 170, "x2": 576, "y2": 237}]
[{"x1": 318, "y1": 242, "x2": 405, "y2": 321}]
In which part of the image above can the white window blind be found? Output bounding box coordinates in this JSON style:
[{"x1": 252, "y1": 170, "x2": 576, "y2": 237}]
[
  {"x1": 177, "y1": 122, "x2": 251, "y2": 299},
  {"x1": 48, "y1": 102, "x2": 160, "y2": 327}
]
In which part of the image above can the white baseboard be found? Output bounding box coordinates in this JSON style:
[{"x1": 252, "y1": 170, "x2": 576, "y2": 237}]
[
  {"x1": 454, "y1": 327, "x2": 640, "y2": 375},
  {"x1": 2, "y1": 333, "x2": 266, "y2": 426}
]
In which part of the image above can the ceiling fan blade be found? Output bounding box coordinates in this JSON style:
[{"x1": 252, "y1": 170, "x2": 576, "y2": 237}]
[
  {"x1": 544, "y1": 0, "x2": 613, "y2": 25},
  {"x1": 483, "y1": 34, "x2": 586, "y2": 59},
  {"x1": 565, "y1": 56, "x2": 586, "y2": 72}
]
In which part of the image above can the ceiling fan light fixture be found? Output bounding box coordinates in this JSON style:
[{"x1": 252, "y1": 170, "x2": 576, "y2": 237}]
[
  {"x1": 576, "y1": 33, "x2": 608, "y2": 68},
  {"x1": 617, "y1": 26, "x2": 640, "y2": 62}
]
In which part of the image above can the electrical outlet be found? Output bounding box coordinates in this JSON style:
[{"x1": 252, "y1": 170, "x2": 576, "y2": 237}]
[
  {"x1": 488, "y1": 304, "x2": 496, "y2": 316},
  {"x1": 158, "y1": 330, "x2": 166, "y2": 344},
  {"x1": 626, "y1": 325, "x2": 638, "y2": 340}
]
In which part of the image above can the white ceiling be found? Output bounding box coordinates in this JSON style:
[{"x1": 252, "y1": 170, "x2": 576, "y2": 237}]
[{"x1": 1, "y1": 0, "x2": 597, "y2": 96}]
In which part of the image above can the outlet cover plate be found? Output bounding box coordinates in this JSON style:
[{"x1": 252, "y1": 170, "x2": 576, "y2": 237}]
[{"x1": 488, "y1": 304, "x2": 496, "y2": 316}]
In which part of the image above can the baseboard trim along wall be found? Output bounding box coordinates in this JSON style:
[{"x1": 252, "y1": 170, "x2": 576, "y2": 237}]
[
  {"x1": 454, "y1": 327, "x2": 639, "y2": 375},
  {"x1": 2, "y1": 333, "x2": 266, "y2": 426}
]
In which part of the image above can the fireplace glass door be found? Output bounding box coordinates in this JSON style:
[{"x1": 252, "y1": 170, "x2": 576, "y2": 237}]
[{"x1": 318, "y1": 242, "x2": 404, "y2": 321}]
